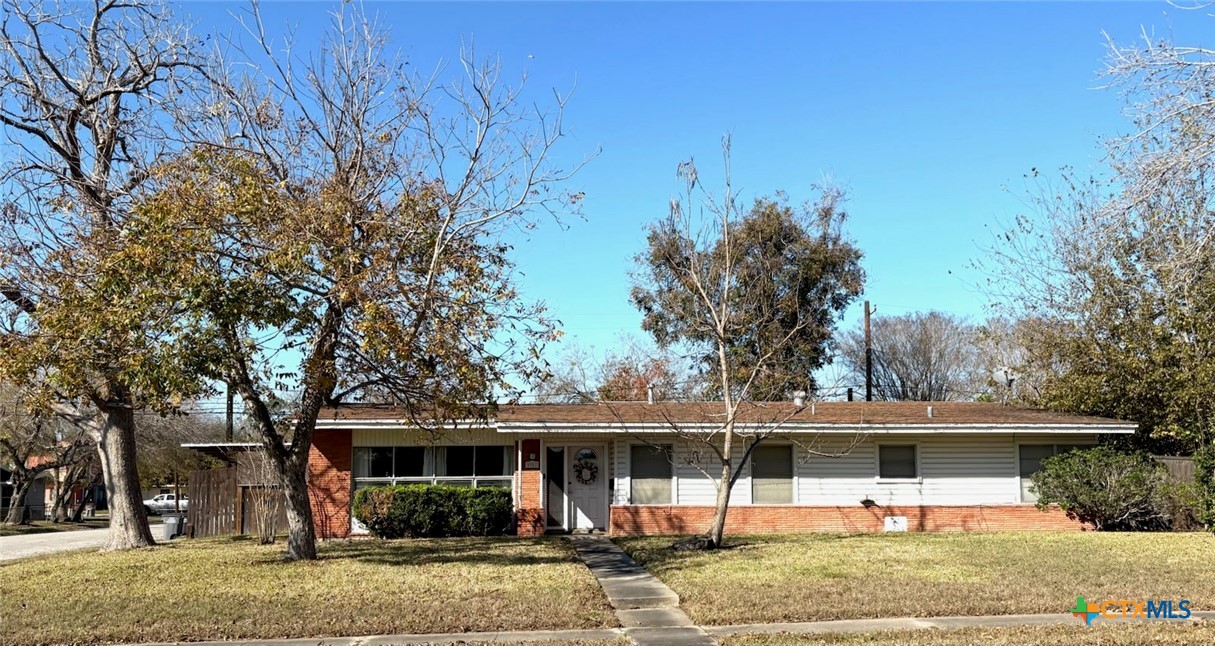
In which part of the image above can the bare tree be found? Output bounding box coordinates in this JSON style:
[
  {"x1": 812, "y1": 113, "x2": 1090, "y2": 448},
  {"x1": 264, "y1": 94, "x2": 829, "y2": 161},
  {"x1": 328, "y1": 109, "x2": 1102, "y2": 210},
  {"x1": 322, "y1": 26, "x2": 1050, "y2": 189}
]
[
  {"x1": 244, "y1": 448, "x2": 283, "y2": 545},
  {"x1": 531, "y1": 345, "x2": 599, "y2": 404},
  {"x1": 531, "y1": 339, "x2": 697, "y2": 403},
  {"x1": 0, "y1": 0, "x2": 202, "y2": 548},
  {"x1": 129, "y1": 3, "x2": 588, "y2": 559},
  {"x1": 976, "y1": 22, "x2": 1215, "y2": 450},
  {"x1": 135, "y1": 412, "x2": 224, "y2": 491},
  {"x1": 0, "y1": 387, "x2": 93, "y2": 525},
  {"x1": 47, "y1": 443, "x2": 97, "y2": 523},
  {"x1": 630, "y1": 137, "x2": 865, "y2": 547},
  {"x1": 838, "y1": 311, "x2": 985, "y2": 401}
]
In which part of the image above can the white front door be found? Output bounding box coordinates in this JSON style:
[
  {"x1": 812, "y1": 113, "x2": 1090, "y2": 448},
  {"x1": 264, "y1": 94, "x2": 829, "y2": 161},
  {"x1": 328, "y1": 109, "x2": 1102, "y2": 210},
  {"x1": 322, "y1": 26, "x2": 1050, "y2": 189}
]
[{"x1": 568, "y1": 446, "x2": 607, "y2": 530}]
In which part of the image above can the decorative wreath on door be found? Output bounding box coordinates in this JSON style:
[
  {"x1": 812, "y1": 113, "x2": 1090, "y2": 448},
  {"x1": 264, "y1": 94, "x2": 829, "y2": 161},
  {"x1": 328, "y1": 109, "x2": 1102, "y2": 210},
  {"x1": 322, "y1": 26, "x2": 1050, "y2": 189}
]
[{"x1": 573, "y1": 459, "x2": 599, "y2": 485}]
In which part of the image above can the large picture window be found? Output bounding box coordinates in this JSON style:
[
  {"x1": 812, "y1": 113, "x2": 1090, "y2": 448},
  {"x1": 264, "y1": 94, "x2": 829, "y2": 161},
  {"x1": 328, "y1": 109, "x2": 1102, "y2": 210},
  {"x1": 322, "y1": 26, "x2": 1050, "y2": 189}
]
[
  {"x1": 630, "y1": 444, "x2": 672, "y2": 505},
  {"x1": 751, "y1": 444, "x2": 793, "y2": 504},
  {"x1": 877, "y1": 444, "x2": 918, "y2": 480},
  {"x1": 353, "y1": 445, "x2": 513, "y2": 490}
]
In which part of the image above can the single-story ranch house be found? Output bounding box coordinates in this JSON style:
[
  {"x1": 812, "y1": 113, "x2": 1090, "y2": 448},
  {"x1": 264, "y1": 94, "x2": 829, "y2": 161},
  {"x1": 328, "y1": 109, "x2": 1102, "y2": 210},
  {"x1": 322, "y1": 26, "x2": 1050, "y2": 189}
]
[{"x1": 306, "y1": 401, "x2": 1136, "y2": 538}]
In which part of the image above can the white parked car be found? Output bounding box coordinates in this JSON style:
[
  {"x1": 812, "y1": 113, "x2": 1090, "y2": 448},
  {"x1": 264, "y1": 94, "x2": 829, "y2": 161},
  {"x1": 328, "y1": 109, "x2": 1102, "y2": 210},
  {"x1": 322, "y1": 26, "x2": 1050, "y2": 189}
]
[{"x1": 143, "y1": 493, "x2": 188, "y2": 515}]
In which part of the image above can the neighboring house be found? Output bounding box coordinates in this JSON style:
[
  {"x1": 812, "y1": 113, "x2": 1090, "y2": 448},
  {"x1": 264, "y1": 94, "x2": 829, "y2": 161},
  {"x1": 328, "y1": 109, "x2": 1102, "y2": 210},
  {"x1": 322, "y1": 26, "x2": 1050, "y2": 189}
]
[
  {"x1": 0, "y1": 467, "x2": 14, "y2": 517},
  {"x1": 0, "y1": 465, "x2": 54, "y2": 521},
  {"x1": 305, "y1": 402, "x2": 1136, "y2": 539}
]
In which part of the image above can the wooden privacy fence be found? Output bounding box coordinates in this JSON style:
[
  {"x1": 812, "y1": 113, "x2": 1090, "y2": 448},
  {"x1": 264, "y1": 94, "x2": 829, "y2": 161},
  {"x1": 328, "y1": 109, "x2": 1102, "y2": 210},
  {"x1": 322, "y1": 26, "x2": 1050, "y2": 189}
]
[
  {"x1": 240, "y1": 484, "x2": 289, "y2": 537},
  {"x1": 1154, "y1": 455, "x2": 1196, "y2": 483},
  {"x1": 187, "y1": 467, "x2": 237, "y2": 538}
]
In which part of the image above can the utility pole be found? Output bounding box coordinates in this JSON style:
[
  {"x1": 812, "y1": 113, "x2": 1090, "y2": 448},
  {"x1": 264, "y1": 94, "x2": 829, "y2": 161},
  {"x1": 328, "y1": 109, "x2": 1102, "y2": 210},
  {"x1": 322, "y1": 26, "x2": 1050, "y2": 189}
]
[
  {"x1": 864, "y1": 300, "x2": 873, "y2": 402},
  {"x1": 225, "y1": 386, "x2": 234, "y2": 443}
]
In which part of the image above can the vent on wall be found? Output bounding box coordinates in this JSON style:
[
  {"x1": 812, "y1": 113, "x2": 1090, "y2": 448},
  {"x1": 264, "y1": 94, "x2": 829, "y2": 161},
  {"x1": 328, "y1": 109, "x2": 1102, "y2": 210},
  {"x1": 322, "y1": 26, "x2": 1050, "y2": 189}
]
[{"x1": 883, "y1": 516, "x2": 908, "y2": 532}]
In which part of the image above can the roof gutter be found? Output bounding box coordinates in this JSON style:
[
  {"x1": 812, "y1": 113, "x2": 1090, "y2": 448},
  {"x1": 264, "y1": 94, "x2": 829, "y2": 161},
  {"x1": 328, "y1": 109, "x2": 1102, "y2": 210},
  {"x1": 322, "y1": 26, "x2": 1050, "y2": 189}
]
[
  {"x1": 312, "y1": 418, "x2": 1136, "y2": 435},
  {"x1": 492, "y1": 421, "x2": 1138, "y2": 434}
]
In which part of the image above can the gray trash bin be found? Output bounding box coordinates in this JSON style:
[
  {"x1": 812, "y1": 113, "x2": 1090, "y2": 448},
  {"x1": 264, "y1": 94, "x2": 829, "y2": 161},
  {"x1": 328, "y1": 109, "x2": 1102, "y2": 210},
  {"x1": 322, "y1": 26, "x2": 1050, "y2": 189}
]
[{"x1": 163, "y1": 512, "x2": 185, "y2": 540}]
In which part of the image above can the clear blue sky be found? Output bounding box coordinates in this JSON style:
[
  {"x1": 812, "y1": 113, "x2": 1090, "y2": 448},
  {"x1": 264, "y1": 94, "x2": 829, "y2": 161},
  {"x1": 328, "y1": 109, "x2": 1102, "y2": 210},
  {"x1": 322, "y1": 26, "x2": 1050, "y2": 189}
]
[{"x1": 187, "y1": 1, "x2": 1207, "y2": 363}]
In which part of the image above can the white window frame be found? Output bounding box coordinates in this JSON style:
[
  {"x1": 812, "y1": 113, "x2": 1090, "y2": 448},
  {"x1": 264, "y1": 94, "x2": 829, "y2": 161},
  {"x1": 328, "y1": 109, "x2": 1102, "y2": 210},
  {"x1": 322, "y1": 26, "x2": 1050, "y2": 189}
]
[
  {"x1": 748, "y1": 441, "x2": 796, "y2": 505},
  {"x1": 352, "y1": 445, "x2": 514, "y2": 490},
  {"x1": 628, "y1": 442, "x2": 675, "y2": 506},
  {"x1": 874, "y1": 442, "x2": 921, "y2": 483}
]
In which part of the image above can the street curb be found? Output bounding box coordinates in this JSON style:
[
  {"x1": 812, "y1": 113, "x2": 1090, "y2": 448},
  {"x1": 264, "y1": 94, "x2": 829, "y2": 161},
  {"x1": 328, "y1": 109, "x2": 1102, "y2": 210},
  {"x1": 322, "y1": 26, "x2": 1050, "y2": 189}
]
[
  {"x1": 703, "y1": 611, "x2": 1215, "y2": 637},
  {"x1": 111, "y1": 610, "x2": 1215, "y2": 646}
]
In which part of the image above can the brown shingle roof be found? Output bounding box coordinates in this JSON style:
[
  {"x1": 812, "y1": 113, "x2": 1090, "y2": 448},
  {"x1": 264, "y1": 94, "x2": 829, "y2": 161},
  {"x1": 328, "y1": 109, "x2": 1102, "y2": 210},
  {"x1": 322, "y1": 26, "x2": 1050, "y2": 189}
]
[{"x1": 316, "y1": 402, "x2": 1133, "y2": 427}]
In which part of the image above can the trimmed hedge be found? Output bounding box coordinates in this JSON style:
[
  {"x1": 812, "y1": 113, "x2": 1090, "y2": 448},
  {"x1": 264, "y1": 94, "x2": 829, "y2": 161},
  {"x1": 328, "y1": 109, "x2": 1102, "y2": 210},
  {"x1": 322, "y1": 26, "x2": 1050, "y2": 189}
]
[{"x1": 352, "y1": 484, "x2": 514, "y2": 538}]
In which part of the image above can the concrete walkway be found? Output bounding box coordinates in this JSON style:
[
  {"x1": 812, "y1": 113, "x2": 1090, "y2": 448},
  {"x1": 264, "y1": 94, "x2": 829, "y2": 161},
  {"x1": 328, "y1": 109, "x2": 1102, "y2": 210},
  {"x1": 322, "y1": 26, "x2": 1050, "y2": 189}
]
[
  {"x1": 569, "y1": 535, "x2": 717, "y2": 646},
  {"x1": 0, "y1": 523, "x2": 164, "y2": 562}
]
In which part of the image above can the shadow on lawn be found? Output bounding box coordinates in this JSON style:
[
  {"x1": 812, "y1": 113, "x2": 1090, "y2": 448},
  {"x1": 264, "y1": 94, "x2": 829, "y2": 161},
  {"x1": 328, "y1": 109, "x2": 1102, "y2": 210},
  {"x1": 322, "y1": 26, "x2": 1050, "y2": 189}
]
[{"x1": 319, "y1": 537, "x2": 575, "y2": 568}]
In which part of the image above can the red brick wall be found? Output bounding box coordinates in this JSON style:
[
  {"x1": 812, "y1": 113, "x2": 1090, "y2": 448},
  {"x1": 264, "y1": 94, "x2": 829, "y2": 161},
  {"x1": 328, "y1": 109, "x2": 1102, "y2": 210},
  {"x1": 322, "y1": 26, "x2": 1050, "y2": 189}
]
[
  {"x1": 609, "y1": 504, "x2": 1087, "y2": 535},
  {"x1": 308, "y1": 429, "x2": 352, "y2": 539},
  {"x1": 516, "y1": 468, "x2": 545, "y2": 536}
]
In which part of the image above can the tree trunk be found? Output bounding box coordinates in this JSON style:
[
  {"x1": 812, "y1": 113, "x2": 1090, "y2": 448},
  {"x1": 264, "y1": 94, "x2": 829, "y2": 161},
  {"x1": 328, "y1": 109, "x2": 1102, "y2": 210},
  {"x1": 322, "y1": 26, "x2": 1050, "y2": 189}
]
[
  {"x1": 2, "y1": 478, "x2": 33, "y2": 525},
  {"x1": 50, "y1": 468, "x2": 73, "y2": 522},
  {"x1": 95, "y1": 407, "x2": 155, "y2": 550},
  {"x1": 50, "y1": 490, "x2": 65, "y2": 522},
  {"x1": 70, "y1": 485, "x2": 95, "y2": 523},
  {"x1": 280, "y1": 456, "x2": 317, "y2": 560},
  {"x1": 707, "y1": 461, "x2": 733, "y2": 548},
  {"x1": 53, "y1": 470, "x2": 79, "y2": 522}
]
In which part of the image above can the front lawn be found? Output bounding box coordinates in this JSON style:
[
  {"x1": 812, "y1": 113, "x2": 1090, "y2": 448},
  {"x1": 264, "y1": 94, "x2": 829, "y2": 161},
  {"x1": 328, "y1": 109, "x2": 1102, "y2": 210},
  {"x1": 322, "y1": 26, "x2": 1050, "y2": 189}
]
[
  {"x1": 0, "y1": 536, "x2": 616, "y2": 645},
  {"x1": 616, "y1": 533, "x2": 1215, "y2": 625},
  {"x1": 0, "y1": 518, "x2": 108, "y2": 537},
  {"x1": 723, "y1": 623, "x2": 1215, "y2": 646}
]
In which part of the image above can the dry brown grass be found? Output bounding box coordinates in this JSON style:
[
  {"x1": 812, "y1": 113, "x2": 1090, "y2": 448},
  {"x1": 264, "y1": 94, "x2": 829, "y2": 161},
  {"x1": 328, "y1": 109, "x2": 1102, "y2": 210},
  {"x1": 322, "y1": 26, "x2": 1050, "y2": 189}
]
[
  {"x1": 722, "y1": 622, "x2": 1215, "y2": 645},
  {"x1": 0, "y1": 535, "x2": 616, "y2": 646},
  {"x1": 0, "y1": 518, "x2": 108, "y2": 536},
  {"x1": 616, "y1": 533, "x2": 1215, "y2": 625}
]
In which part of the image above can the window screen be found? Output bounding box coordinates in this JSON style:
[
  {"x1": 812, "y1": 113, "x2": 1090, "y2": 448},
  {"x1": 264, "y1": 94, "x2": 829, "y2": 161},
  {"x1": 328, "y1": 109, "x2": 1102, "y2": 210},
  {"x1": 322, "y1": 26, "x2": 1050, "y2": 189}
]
[
  {"x1": 630, "y1": 445, "x2": 672, "y2": 505},
  {"x1": 751, "y1": 444, "x2": 793, "y2": 504},
  {"x1": 878, "y1": 445, "x2": 918, "y2": 479}
]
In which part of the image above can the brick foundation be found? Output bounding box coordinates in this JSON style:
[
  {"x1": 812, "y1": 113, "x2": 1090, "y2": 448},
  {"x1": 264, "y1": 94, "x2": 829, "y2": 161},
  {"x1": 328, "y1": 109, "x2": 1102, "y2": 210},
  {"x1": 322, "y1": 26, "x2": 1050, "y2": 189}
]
[
  {"x1": 308, "y1": 429, "x2": 352, "y2": 539},
  {"x1": 608, "y1": 504, "x2": 1088, "y2": 535}
]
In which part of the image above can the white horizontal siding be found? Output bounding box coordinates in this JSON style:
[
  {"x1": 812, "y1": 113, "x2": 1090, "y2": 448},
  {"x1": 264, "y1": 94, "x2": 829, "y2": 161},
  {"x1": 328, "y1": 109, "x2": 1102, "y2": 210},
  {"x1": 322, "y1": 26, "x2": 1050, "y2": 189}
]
[
  {"x1": 673, "y1": 440, "x2": 750, "y2": 505},
  {"x1": 348, "y1": 428, "x2": 1099, "y2": 507},
  {"x1": 614, "y1": 440, "x2": 629, "y2": 505},
  {"x1": 797, "y1": 434, "x2": 1097, "y2": 506},
  {"x1": 351, "y1": 427, "x2": 505, "y2": 446},
  {"x1": 603, "y1": 432, "x2": 1100, "y2": 507}
]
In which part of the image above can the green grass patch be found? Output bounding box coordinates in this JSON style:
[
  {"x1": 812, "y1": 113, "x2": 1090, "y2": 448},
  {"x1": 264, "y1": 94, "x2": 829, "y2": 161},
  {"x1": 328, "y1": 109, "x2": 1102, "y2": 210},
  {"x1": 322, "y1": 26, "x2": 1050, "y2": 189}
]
[
  {"x1": 722, "y1": 623, "x2": 1215, "y2": 645},
  {"x1": 616, "y1": 533, "x2": 1215, "y2": 625},
  {"x1": 0, "y1": 535, "x2": 616, "y2": 645}
]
